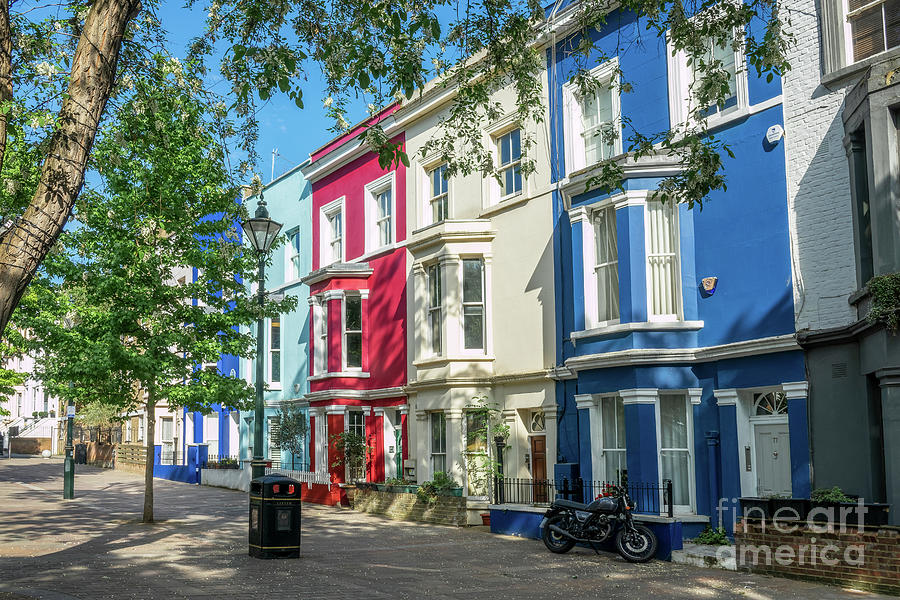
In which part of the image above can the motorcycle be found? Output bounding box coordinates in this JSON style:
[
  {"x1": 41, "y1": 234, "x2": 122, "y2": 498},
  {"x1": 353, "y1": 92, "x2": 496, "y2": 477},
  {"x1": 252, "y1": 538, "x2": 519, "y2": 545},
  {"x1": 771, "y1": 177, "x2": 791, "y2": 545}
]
[{"x1": 539, "y1": 484, "x2": 658, "y2": 563}]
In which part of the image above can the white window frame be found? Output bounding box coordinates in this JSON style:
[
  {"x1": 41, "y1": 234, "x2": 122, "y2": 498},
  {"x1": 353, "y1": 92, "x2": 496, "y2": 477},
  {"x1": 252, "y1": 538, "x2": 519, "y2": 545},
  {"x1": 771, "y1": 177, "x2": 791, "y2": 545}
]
[
  {"x1": 313, "y1": 297, "x2": 328, "y2": 375},
  {"x1": 655, "y1": 392, "x2": 696, "y2": 514},
  {"x1": 364, "y1": 172, "x2": 396, "y2": 253},
  {"x1": 285, "y1": 227, "x2": 301, "y2": 281},
  {"x1": 562, "y1": 58, "x2": 622, "y2": 176},
  {"x1": 342, "y1": 293, "x2": 363, "y2": 371},
  {"x1": 424, "y1": 162, "x2": 450, "y2": 226},
  {"x1": 598, "y1": 395, "x2": 627, "y2": 483},
  {"x1": 843, "y1": 0, "x2": 899, "y2": 64},
  {"x1": 644, "y1": 199, "x2": 683, "y2": 322},
  {"x1": 267, "y1": 316, "x2": 282, "y2": 388},
  {"x1": 426, "y1": 263, "x2": 443, "y2": 357},
  {"x1": 495, "y1": 128, "x2": 523, "y2": 201},
  {"x1": 666, "y1": 28, "x2": 749, "y2": 130},
  {"x1": 461, "y1": 257, "x2": 486, "y2": 352},
  {"x1": 205, "y1": 412, "x2": 219, "y2": 456},
  {"x1": 592, "y1": 204, "x2": 620, "y2": 327},
  {"x1": 319, "y1": 197, "x2": 345, "y2": 266},
  {"x1": 430, "y1": 411, "x2": 447, "y2": 477}
]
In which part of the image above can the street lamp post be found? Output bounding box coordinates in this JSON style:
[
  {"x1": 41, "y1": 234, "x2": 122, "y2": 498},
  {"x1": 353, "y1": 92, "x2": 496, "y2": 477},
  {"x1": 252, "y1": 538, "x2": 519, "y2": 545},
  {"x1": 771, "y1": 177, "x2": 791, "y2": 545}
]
[
  {"x1": 240, "y1": 192, "x2": 282, "y2": 482},
  {"x1": 64, "y1": 399, "x2": 74, "y2": 499}
]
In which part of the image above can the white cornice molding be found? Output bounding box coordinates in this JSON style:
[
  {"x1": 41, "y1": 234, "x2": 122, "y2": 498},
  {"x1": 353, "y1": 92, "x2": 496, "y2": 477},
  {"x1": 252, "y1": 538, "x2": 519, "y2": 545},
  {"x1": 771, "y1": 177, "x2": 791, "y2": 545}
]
[
  {"x1": 323, "y1": 290, "x2": 345, "y2": 302},
  {"x1": 407, "y1": 220, "x2": 496, "y2": 255},
  {"x1": 302, "y1": 264, "x2": 374, "y2": 287},
  {"x1": 687, "y1": 388, "x2": 703, "y2": 405},
  {"x1": 619, "y1": 388, "x2": 659, "y2": 405},
  {"x1": 574, "y1": 394, "x2": 597, "y2": 410},
  {"x1": 713, "y1": 389, "x2": 739, "y2": 406},
  {"x1": 565, "y1": 334, "x2": 800, "y2": 373},
  {"x1": 303, "y1": 386, "x2": 407, "y2": 403},
  {"x1": 326, "y1": 405, "x2": 347, "y2": 416},
  {"x1": 571, "y1": 320, "x2": 705, "y2": 340},
  {"x1": 781, "y1": 381, "x2": 809, "y2": 399}
]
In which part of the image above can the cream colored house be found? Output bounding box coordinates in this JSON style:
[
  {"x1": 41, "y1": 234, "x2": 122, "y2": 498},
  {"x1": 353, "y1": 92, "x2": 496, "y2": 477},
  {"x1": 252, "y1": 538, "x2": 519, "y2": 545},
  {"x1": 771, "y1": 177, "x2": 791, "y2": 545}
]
[{"x1": 399, "y1": 73, "x2": 558, "y2": 521}]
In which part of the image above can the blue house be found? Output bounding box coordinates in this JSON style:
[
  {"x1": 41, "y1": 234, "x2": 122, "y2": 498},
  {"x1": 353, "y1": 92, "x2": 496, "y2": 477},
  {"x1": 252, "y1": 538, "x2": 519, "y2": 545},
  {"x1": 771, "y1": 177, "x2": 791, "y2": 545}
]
[
  {"x1": 547, "y1": 5, "x2": 808, "y2": 534},
  {"x1": 239, "y1": 164, "x2": 313, "y2": 470}
]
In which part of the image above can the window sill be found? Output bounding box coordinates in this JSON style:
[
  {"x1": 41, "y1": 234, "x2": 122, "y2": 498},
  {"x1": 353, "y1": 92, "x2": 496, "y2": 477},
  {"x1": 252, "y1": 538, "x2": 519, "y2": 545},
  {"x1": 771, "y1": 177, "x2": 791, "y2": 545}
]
[
  {"x1": 571, "y1": 320, "x2": 704, "y2": 341},
  {"x1": 479, "y1": 192, "x2": 533, "y2": 218},
  {"x1": 413, "y1": 354, "x2": 496, "y2": 367},
  {"x1": 266, "y1": 384, "x2": 283, "y2": 391},
  {"x1": 308, "y1": 371, "x2": 371, "y2": 381},
  {"x1": 822, "y1": 46, "x2": 900, "y2": 87}
]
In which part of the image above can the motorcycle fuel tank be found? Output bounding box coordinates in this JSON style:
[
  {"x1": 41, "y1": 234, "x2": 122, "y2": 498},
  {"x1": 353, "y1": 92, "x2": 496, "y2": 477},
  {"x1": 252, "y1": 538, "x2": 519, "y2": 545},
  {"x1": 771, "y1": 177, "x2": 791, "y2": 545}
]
[{"x1": 586, "y1": 496, "x2": 618, "y2": 513}]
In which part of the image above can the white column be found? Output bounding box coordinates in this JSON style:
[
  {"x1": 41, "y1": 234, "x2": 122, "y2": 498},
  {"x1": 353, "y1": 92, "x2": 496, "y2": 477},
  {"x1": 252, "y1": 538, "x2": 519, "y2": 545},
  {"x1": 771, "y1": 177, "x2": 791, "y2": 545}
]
[
  {"x1": 412, "y1": 264, "x2": 426, "y2": 363},
  {"x1": 543, "y1": 408, "x2": 558, "y2": 480},
  {"x1": 441, "y1": 256, "x2": 461, "y2": 356},
  {"x1": 415, "y1": 410, "x2": 428, "y2": 482},
  {"x1": 312, "y1": 407, "x2": 327, "y2": 475},
  {"x1": 483, "y1": 254, "x2": 494, "y2": 357},
  {"x1": 446, "y1": 407, "x2": 464, "y2": 484}
]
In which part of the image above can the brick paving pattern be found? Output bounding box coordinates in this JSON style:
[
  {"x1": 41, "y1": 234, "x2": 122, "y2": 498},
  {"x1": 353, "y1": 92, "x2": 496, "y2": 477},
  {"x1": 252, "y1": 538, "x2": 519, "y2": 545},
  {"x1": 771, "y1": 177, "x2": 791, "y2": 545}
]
[{"x1": 0, "y1": 458, "x2": 893, "y2": 600}]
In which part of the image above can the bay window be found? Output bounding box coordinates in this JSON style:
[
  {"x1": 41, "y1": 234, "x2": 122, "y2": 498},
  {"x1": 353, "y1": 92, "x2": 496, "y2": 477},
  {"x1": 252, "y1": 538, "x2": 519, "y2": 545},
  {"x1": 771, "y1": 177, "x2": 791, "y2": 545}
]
[
  {"x1": 600, "y1": 396, "x2": 626, "y2": 483},
  {"x1": 431, "y1": 412, "x2": 446, "y2": 475},
  {"x1": 314, "y1": 300, "x2": 328, "y2": 375},
  {"x1": 658, "y1": 394, "x2": 693, "y2": 511},
  {"x1": 269, "y1": 317, "x2": 281, "y2": 385},
  {"x1": 343, "y1": 295, "x2": 362, "y2": 370},
  {"x1": 646, "y1": 200, "x2": 680, "y2": 320},
  {"x1": 462, "y1": 259, "x2": 485, "y2": 350},
  {"x1": 427, "y1": 264, "x2": 442, "y2": 355},
  {"x1": 593, "y1": 206, "x2": 619, "y2": 323}
]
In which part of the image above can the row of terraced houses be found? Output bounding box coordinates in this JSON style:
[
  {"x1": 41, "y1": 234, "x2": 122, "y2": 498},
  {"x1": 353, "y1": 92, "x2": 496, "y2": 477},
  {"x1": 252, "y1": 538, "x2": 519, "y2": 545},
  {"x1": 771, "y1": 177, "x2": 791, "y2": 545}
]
[{"x1": 171, "y1": 0, "x2": 900, "y2": 537}]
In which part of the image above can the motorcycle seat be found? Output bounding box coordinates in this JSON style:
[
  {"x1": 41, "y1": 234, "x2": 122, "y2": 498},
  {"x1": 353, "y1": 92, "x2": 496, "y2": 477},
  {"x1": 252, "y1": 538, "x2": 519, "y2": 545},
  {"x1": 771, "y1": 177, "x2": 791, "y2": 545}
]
[{"x1": 553, "y1": 498, "x2": 588, "y2": 510}]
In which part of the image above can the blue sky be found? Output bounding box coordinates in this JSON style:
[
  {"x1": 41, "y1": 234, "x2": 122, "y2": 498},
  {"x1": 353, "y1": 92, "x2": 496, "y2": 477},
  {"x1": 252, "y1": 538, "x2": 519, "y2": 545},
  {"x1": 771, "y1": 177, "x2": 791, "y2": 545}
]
[{"x1": 159, "y1": 0, "x2": 368, "y2": 183}]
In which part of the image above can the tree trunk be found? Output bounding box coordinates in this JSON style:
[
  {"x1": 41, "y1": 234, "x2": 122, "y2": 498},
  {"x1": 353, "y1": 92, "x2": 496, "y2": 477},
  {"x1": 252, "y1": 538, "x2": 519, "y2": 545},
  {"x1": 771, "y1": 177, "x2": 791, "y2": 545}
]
[
  {"x1": 142, "y1": 389, "x2": 155, "y2": 523},
  {"x1": 0, "y1": 0, "x2": 141, "y2": 335},
  {"x1": 0, "y1": 0, "x2": 13, "y2": 175}
]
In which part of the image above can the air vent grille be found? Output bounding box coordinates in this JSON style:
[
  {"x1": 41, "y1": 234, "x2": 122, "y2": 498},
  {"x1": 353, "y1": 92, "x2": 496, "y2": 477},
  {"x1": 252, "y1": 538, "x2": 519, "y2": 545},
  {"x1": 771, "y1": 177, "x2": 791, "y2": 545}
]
[{"x1": 832, "y1": 362, "x2": 848, "y2": 378}]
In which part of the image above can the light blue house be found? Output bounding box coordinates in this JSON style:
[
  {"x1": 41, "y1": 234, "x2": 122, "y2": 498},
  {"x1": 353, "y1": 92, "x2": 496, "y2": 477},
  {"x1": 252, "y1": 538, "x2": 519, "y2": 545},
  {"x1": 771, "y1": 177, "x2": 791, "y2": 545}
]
[
  {"x1": 239, "y1": 164, "x2": 313, "y2": 469},
  {"x1": 547, "y1": 4, "x2": 808, "y2": 535}
]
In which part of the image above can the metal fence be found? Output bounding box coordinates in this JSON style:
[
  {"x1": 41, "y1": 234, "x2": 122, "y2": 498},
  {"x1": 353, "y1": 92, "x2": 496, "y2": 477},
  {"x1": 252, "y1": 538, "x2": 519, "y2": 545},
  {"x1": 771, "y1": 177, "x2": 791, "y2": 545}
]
[{"x1": 494, "y1": 477, "x2": 674, "y2": 517}]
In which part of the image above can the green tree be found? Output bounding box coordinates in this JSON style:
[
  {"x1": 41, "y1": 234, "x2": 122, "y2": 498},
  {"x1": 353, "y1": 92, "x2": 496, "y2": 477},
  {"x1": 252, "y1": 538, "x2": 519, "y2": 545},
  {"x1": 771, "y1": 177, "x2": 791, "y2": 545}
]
[
  {"x1": 0, "y1": 0, "x2": 793, "y2": 334},
  {"x1": 271, "y1": 405, "x2": 309, "y2": 470},
  {"x1": 18, "y1": 57, "x2": 294, "y2": 522}
]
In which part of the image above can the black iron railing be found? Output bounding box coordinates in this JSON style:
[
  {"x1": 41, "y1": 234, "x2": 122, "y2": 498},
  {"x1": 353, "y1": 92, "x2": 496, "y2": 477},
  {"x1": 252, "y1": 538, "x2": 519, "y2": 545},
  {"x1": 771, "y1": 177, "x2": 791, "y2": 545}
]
[{"x1": 494, "y1": 477, "x2": 674, "y2": 517}]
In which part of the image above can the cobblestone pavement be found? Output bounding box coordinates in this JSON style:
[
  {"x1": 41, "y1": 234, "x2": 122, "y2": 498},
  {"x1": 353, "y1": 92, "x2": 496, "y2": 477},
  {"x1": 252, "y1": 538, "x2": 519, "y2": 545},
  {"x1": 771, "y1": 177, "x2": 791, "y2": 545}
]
[{"x1": 0, "y1": 457, "x2": 892, "y2": 600}]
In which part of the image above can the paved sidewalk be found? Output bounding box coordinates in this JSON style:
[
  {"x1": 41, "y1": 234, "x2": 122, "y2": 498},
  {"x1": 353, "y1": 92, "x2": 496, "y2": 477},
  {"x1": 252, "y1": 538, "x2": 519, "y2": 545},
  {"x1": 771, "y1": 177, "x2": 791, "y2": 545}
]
[{"x1": 0, "y1": 458, "x2": 891, "y2": 599}]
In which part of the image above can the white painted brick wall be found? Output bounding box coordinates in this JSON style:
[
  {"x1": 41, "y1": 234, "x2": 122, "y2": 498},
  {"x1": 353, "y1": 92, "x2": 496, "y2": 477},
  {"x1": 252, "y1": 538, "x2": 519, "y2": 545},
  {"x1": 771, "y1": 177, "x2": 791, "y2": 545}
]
[{"x1": 782, "y1": 0, "x2": 859, "y2": 331}]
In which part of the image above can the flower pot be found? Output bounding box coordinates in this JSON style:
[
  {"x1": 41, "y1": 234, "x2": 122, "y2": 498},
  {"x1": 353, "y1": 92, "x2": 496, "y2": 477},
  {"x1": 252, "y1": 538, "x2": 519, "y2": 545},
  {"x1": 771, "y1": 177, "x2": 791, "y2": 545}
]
[
  {"x1": 437, "y1": 487, "x2": 464, "y2": 497},
  {"x1": 481, "y1": 513, "x2": 490, "y2": 526},
  {"x1": 738, "y1": 497, "x2": 771, "y2": 520},
  {"x1": 770, "y1": 498, "x2": 810, "y2": 521}
]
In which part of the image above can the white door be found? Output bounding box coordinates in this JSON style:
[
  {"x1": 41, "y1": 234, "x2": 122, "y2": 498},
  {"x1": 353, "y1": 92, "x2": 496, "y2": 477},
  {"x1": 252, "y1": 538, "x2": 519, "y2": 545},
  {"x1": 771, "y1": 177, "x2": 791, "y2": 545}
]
[{"x1": 754, "y1": 422, "x2": 791, "y2": 497}]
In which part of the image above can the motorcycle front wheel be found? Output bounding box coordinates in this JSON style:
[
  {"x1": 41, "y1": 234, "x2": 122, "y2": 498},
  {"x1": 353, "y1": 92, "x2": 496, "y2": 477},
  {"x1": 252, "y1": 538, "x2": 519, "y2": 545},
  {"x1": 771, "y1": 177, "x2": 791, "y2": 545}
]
[
  {"x1": 542, "y1": 514, "x2": 576, "y2": 554},
  {"x1": 615, "y1": 524, "x2": 658, "y2": 563}
]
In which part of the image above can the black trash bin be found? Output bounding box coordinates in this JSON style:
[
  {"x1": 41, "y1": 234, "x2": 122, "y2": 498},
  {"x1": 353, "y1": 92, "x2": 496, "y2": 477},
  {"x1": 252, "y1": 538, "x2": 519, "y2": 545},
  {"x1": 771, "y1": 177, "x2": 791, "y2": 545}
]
[
  {"x1": 249, "y1": 474, "x2": 301, "y2": 559},
  {"x1": 74, "y1": 444, "x2": 87, "y2": 465}
]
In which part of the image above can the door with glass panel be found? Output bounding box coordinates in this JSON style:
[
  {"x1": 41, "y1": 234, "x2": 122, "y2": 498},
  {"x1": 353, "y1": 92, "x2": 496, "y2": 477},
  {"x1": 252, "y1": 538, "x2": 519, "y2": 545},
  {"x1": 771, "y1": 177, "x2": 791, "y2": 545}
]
[{"x1": 658, "y1": 394, "x2": 693, "y2": 513}]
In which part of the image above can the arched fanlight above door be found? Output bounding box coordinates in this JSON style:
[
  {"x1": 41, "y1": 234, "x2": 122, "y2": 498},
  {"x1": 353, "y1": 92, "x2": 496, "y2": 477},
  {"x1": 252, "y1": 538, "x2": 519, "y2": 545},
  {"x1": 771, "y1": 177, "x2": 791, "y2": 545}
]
[{"x1": 753, "y1": 391, "x2": 787, "y2": 416}]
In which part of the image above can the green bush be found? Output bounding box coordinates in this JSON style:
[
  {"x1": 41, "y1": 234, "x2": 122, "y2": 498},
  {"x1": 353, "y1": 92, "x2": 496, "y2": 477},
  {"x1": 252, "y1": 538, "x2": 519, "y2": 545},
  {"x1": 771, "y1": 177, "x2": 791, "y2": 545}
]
[
  {"x1": 866, "y1": 272, "x2": 900, "y2": 333},
  {"x1": 416, "y1": 471, "x2": 458, "y2": 504},
  {"x1": 811, "y1": 486, "x2": 853, "y2": 503},
  {"x1": 694, "y1": 526, "x2": 730, "y2": 546}
]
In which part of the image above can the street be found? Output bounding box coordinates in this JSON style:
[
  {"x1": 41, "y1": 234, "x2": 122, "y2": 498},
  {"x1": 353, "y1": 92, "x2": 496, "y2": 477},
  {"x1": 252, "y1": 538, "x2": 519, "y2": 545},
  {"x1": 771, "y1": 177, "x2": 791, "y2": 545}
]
[{"x1": 0, "y1": 458, "x2": 891, "y2": 600}]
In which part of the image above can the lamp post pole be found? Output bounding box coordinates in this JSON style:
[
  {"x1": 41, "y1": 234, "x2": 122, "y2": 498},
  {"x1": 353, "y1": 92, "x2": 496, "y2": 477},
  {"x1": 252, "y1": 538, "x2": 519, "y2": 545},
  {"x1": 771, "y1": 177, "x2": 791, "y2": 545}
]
[
  {"x1": 63, "y1": 399, "x2": 74, "y2": 499},
  {"x1": 241, "y1": 191, "x2": 282, "y2": 483},
  {"x1": 251, "y1": 252, "x2": 266, "y2": 481}
]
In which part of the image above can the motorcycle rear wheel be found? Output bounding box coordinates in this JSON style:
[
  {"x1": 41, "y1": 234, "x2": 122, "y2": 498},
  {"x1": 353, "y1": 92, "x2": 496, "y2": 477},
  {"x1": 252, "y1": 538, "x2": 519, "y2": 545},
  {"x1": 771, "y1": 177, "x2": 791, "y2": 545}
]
[
  {"x1": 542, "y1": 514, "x2": 576, "y2": 554},
  {"x1": 615, "y1": 524, "x2": 657, "y2": 563}
]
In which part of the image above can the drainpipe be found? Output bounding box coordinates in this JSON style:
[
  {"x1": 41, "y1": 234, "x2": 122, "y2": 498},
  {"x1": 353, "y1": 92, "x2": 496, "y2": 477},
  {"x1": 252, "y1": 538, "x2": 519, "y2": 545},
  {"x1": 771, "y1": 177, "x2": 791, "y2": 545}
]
[{"x1": 706, "y1": 431, "x2": 721, "y2": 528}]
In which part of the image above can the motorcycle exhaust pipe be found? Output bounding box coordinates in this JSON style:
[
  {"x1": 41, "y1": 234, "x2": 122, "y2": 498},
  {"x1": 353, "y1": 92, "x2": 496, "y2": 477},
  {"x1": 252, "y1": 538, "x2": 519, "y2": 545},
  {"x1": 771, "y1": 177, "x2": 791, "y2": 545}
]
[{"x1": 548, "y1": 524, "x2": 586, "y2": 543}]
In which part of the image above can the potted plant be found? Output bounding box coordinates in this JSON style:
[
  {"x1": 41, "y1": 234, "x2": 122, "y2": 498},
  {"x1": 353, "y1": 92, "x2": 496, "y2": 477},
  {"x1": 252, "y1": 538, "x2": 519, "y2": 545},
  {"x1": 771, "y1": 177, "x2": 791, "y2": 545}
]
[
  {"x1": 481, "y1": 513, "x2": 491, "y2": 526},
  {"x1": 810, "y1": 486, "x2": 891, "y2": 526},
  {"x1": 416, "y1": 472, "x2": 462, "y2": 504}
]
